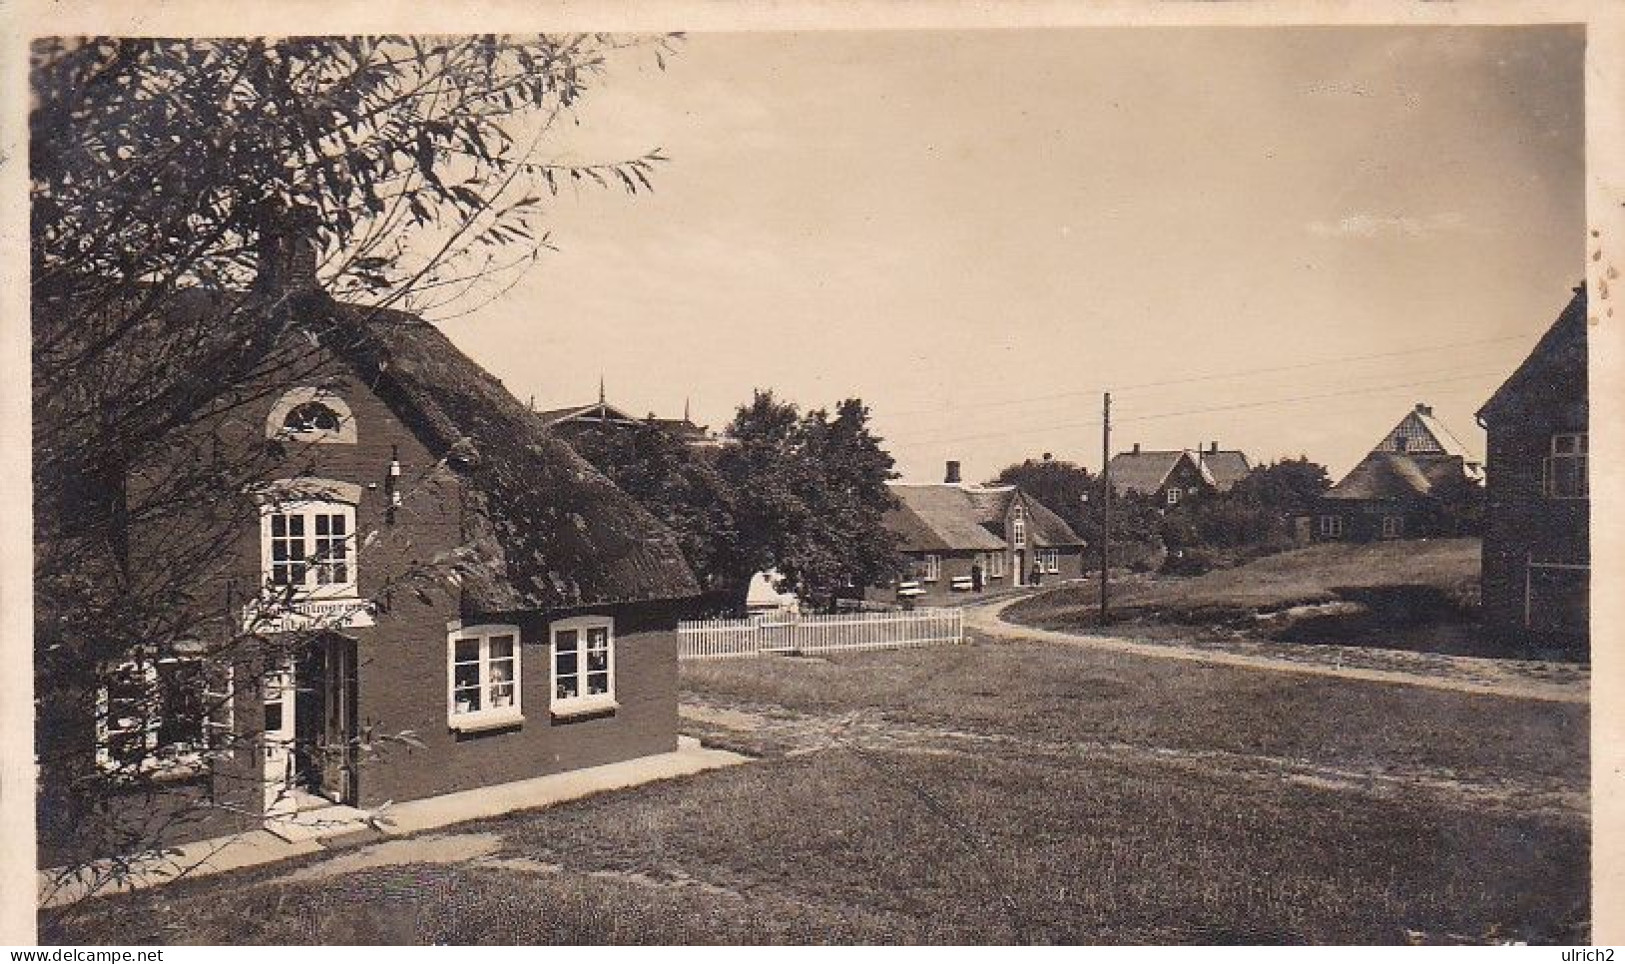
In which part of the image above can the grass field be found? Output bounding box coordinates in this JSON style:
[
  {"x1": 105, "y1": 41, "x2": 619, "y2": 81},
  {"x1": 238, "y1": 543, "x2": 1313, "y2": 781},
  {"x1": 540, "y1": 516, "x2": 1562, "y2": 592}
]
[
  {"x1": 50, "y1": 634, "x2": 1588, "y2": 945},
  {"x1": 1005, "y1": 538, "x2": 1490, "y2": 654}
]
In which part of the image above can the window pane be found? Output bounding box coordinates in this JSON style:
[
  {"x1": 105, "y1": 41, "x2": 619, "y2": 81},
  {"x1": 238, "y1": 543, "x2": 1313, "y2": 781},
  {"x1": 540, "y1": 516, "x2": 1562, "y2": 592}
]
[
  {"x1": 455, "y1": 639, "x2": 481, "y2": 664},
  {"x1": 490, "y1": 636, "x2": 514, "y2": 659},
  {"x1": 556, "y1": 675, "x2": 579, "y2": 700},
  {"x1": 157, "y1": 661, "x2": 206, "y2": 748},
  {"x1": 316, "y1": 514, "x2": 330, "y2": 536},
  {"x1": 453, "y1": 685, "x2": 482, "y2": 712},
  {"x1": 288, "y1": 515, "x2": 304, "y2": 536},
  {"x1": 331, "y1": 514, "x2": 346, "y2": 536},
  {"x1": 555, "y1": 651, "x2": 577, "y2": 677},
  {"x1": 271, "y1": 515, "x2": 286, "y2": 537},
  {"x1": 587, "y1": 648, "x2": 608, "y2": 673},
  {"x1": 586, "y1": 672, "x2": 609, "y2": 696},
  {"x1": 555, "y1": 629, "x2": 578, "y2": 653},
  {"x1": 454, "y1": 662, "x2": 481, "y2": 689}
]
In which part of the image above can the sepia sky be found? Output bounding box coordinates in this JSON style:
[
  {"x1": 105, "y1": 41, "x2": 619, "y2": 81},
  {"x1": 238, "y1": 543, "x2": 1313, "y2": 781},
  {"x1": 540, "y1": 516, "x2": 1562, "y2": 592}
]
[{"x1": 438, "y1": 26, "x2": 1585, "y2": 482}]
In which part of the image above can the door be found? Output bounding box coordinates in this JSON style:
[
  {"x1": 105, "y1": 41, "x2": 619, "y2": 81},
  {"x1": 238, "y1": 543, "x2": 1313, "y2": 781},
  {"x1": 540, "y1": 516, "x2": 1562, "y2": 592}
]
[
  {"x1": 1013, "y1": 550, "x2": 1026, "y2": 586},
  {"x1": 262, "y1": 660, "x2": 296, "y2": 816},
  {"x1": 317, "y1": 636, "x2": 359, "y2": 804}
]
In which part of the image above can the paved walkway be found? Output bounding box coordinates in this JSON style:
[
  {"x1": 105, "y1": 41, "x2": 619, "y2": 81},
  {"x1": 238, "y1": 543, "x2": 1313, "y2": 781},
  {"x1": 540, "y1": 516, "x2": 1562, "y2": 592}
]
[
  {"x1": 968, "y1": 594, "x2": 1589, "y2": 704},
  {"x1": 39, "y1": 737, "x2": 748, "y2": 908}
]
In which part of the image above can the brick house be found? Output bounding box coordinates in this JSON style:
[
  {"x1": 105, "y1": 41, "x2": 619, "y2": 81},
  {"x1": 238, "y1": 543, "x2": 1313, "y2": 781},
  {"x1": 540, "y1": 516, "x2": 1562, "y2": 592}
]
[
  {"x1": 35, "y1": 242, "x2": 701, "y2": 863},
  {"x1": 872, "y1": 461, "x2": 1086, "y2": 605},
  {"x1": 1476, "y1": 287, "x2": 1588, "y2": 653},
  {"x1": 1315, "y1": 403, "x2": 1484, "y2": 541},
  {"x1": 1107, "y1": 443, "x2": 1246, "y2": 508}
]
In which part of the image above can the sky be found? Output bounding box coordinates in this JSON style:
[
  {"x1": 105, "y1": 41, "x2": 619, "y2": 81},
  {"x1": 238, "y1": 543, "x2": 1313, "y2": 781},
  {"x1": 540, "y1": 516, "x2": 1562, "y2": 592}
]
[{"x1": 435, "y1": 26, "x2": 1585, "y2": 483}]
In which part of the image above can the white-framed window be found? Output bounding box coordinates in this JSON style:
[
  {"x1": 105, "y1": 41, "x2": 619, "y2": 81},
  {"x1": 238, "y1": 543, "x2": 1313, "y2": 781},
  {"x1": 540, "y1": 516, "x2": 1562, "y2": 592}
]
[
  {"x1": 988, "y1": 551, "x2": 1005, "y2": 578},
  {"x1": 261, "y1": 500, "x2": 358, "y2": 598},
  {"x1": 96, "y1": 656, "x2": 209, "y2": 774},
  {"x1": 1012, "y1": 508, "x2": 1027, "y2": 547},
  {"x1": 1166, "y1": 487, "x2": 1181, "y2": 506},
  {"x1": 1542, "y1": 432, "x2": 1588, "y2": 499},
  {"x1": 1318, "y1": 515, "x2": 1345, "y2": 538},
  {"x1": 1380, "y1": 516, "x2": 1404, "y2": 539},
  {"x1": 920, "y1": 554, "x2": 942, "y2": 583},
  {"x1": 266, "y1": 387, "x2": 357, "y2": 444},
  {"x1": 551, "y1": 616, "x2": 616, "y2": 717},
  {"x1": 447, "y1": 624, "x2": 522, "y2": 732},
  {"x1": 1038, "y1": 548, "x2": 1060, "y2": 573}
]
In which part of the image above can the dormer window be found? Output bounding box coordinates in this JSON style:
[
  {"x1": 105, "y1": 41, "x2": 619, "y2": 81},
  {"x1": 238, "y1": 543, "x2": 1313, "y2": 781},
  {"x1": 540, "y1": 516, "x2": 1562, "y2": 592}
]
[
  {"x1": 1012, "y1": 507, "x2": 1027, "y2": 548},
  {"x1": 266, "y1": 387, "x2": 356, "y2": 444}
]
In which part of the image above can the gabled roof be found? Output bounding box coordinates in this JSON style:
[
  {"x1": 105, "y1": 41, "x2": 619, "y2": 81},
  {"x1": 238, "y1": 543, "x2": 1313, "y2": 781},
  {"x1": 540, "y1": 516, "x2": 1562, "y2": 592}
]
[
  {"x1": 884, "y1": 482, "x2": 1085, "y2": 551},
  {"x1": 1477, "y1": 287, "x2": 1588, "y2": 424},
  {"x1": 1106, "y1": 449, "x2": 1207, "y2": 495},
  {"x1": 535, "y1": 401, "x2": 641, "y2": 426},
  {"x1": 1371, "y1": 404, "x2": 1481, "y2": 464},
  {"x1": 1196, "y1": 451, "x2": 1252, "y2": 491},
  {"x1": 328, "y1": 305, "x2": 701, "y2": 613}
]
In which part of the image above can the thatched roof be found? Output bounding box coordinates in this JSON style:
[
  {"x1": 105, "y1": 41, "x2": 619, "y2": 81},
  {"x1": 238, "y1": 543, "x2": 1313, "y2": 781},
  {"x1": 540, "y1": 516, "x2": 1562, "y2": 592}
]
[
  {"x1": 1323, "y1": 451, "x2": 1470, "y2": 503},
  {"x1": 1478, "y1": 286, "x2": 1588, "y2": 424},
  {"x1": 325, "y1": 304, "x2": 700, "y2": 612},
  {"x1": 885, "y1": 482, "x2": 1084, "y2": 552}
]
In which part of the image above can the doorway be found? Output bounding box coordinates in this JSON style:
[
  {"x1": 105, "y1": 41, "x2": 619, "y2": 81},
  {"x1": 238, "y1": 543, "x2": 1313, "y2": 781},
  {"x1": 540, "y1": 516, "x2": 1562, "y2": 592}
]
[{"x1": 263, "y1": 635, "x2": 358, "y2": 816}]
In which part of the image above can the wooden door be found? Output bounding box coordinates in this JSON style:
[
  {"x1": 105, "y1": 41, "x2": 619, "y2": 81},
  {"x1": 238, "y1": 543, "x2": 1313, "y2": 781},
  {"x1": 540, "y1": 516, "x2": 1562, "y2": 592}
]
[{"x1": 317, "y1": 636, "x2": 358, "y2": 804}]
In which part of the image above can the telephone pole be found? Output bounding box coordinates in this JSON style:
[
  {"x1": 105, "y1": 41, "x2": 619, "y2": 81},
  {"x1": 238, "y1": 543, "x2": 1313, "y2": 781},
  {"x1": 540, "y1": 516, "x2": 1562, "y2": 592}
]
[{"x1": 1100, "y1": 391, "x2": 1111, "y2": 623}]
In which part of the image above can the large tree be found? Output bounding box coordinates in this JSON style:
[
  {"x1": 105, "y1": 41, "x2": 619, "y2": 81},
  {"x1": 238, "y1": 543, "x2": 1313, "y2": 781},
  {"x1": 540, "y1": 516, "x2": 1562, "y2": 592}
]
[
  {"x1": 716, "y1": 392, "x2": 900, "y2": 611},
  {"x1": 993, "y1": 457, "x2": 1161, "y2": 567},
  {"x1": 31, "y1": 35, "x2": 675, "y2": 913}
]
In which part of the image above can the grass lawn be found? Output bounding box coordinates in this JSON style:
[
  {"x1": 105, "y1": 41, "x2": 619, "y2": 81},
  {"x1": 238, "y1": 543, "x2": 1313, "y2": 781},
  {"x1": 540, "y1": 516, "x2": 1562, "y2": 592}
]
[
  {"x1": 50, "y1": 637, "x2": 1588, "y2": 945},
  {"x1": 1005, "y1": 538, "x2": 1500, "y2": 657}
]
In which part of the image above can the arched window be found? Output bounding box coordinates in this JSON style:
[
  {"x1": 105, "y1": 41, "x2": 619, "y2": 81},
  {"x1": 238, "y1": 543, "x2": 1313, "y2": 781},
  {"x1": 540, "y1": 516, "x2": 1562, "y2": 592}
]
[{"x1": 266, "y1": 387, "x2": 356, "y2": 444}]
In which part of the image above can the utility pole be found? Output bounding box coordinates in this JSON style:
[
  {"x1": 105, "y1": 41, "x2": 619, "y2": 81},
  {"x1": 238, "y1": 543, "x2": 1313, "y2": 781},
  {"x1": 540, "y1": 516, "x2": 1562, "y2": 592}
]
[{"x1": 1100, "y1": 391, "x2": 1111, "y2": 624}]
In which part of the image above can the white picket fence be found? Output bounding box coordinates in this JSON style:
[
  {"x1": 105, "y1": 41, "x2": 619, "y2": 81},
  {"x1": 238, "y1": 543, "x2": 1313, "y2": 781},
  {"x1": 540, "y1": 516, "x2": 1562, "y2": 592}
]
[{"x1": 678, "y1": 608, "x2": 964, "y2": 660}]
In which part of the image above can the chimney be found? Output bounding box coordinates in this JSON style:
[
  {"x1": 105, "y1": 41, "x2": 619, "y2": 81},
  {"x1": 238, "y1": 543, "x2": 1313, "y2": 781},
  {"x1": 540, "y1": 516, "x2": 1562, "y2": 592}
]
[
  {"x1": 945, "y1": 460, "x2": 962, "y2": 484},
  {"x1": 1415, "y1": 402, "x2": 1433, "y2": 417},
  {"x1": 255, "y1": 202, "x2": 320, "y2": 295},
  {"x1": 1042, "y1": 452, "x2": 1053, "y2": 462},
  {"x1": 1132, "y1": 442, "x2": 1141, "y2": 455},
  {"x1": 1210, "y1": 441, "x2": 1219, "y2": 454}
]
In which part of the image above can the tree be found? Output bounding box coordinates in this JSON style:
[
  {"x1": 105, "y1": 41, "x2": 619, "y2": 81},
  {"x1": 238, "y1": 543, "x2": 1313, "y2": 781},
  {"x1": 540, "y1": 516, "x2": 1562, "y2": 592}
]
[
  {"x1": 715, "y1": 392, "x2": 900, "y2": 611},
  {"x1": 31, "y1": 35, "x2": 676, "y2": 916},
  {"x1": 1161, "y1": 456, "x2": 1333, "y2": 569},
  {"x1": 564, "y1": 423, "x2": 743, "y2": 591}
]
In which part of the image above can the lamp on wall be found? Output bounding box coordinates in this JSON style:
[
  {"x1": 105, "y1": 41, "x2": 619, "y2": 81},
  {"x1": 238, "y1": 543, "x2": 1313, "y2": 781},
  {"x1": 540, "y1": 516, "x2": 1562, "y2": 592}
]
[{"x1": 386, "y1": 445, "x2": 402, "y2": 523}]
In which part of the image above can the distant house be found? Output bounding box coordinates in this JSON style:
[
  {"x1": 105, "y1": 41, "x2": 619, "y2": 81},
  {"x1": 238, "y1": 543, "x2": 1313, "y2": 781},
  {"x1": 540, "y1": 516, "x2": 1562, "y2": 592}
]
[
  {"x1": 1316, "y1": 403, "x2": 1484, "y2": 541},
  {"x1": 872, "y1": 461, "x2": 1086, "y2": 605},
  {"x1": 36, "y1": 231, "x2": 701, "y2": 864},
  {"x1": 1107, "y1": 441, "x2": 1252, "y2": 507},
  {"x1": 536, "y1": 388, "x2": 722, "y2": 449},
  {"x1": 1476, "y1": 287, "x2": 1588, "y2": 651}
]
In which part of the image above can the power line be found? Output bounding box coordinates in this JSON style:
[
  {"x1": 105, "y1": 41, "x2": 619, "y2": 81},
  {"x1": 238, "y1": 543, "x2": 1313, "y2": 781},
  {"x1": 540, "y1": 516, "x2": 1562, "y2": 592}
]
[
  {"x1": 894, "y1": 368, "x2": 1507, "y2": 449},
  {"x1": 881, "y1": 332, "x2": 1529, "y2": 421}
]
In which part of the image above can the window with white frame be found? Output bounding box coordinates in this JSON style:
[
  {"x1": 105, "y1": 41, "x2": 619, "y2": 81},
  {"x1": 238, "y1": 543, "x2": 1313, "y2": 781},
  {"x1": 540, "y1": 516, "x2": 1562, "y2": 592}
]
[
  {"x1": 1038, "y1": 548, "x2": 1060, "y2": 573},
  {"x1": 97, "y1": 657, "x2": 208, "y2": 774},
  {"x1": 552, "y1": 617, "x2": 615, "y2": 715},
  {"x1": 920, "y1": 554, "x2": 942, "y2": 582},
  {"x1": 448, "y1": 625, "x2": 521, "y2": 731},
  {"x1": 1318, "y1": 515, "x2": 1345, "y2": 538},
  {"x1": 1012, "y1": 508, "x2": 1027, "y2": 547},
  {"x1": 1380, "y1": 515, "x2": 1404, "y2": 539},
  {"x1": 1542, "y1": 432, "x2": 1588, "y2": 499},
  {"x1": 262, "y1": 501, "x2": 358, "y2": 598},
  {"x1": 1166, "y1": 487, "x2": 1181, "y2": 506}
]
